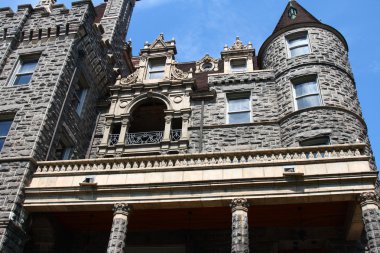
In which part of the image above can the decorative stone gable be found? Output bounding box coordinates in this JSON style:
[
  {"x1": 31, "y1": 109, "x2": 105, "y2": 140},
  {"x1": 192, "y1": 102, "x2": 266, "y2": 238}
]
[
  {"x1": 221, "y1": 36, "x2": 255, "y2": 73},
  {"x1": 195, "y1": 54, "x2": 219, "y2": 73}
]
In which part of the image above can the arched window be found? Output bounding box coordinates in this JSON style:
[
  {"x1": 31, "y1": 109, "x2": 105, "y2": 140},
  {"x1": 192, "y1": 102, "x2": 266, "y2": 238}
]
[{"x1": 127, "y1": 98, "x2": 167, "y2": 144}]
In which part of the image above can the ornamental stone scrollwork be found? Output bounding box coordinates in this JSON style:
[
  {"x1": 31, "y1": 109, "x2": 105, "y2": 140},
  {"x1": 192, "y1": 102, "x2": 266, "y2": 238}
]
[
  {"x1": 112, "y1": 203, "x2": 133, "y2": 216},
  {"x1": 225, "y1": 36, "x2": 253, "y2": 51},
  {"x1": 230, "y1": 198, "x2": 250, "y2": 212},
  {"x1": 358, "y1": 192, "x2": 380, "y2": 207},
  {"x1": 120, "y1": 70, "x2": 139, "y2": 85},
  {"x1": 171, "y1": 65, "x2": 190, "y2": 80},
  {"x1": 196, "y1": 54, "x2": 219, "y2": 73}
]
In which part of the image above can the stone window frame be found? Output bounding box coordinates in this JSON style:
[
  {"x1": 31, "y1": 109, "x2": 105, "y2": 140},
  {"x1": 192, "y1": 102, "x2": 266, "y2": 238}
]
[
  {"x1": 226, "y1": 92, "x2": 252, "y2": 124},
  {"x1": 53, "y1": 128, "x2": 75, "y2": 160},
  {"x1": 0, "y1": 116, "x2": 13, "y2": 153},
  {"x1": 146, "y1": 57, "x2": 166, "y2": 80},
  {"x1": 8, "y1": 54, "x2": 40, "y2": 87},
  {"x1": 291, "y1": 75, "x2": 323, "y2": 111},
  {"x1": 285, "y1": 31, "x2": 311, "y2": 58}
]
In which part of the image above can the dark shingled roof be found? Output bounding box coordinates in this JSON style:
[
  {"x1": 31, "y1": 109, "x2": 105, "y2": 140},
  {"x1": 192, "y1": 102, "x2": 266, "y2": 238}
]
[{"x1": 273, "y1": 0, "x2": 320, "y2": 34}]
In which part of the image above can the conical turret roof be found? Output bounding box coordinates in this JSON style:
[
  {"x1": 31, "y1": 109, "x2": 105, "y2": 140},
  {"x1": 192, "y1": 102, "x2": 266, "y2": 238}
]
[{"x1": 273, "y1": 0, "x2": 321, "y2": 34}]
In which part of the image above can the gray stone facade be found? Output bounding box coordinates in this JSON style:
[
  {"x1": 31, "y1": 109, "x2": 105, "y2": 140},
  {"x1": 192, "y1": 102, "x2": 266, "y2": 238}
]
[
  {"x1": 0, "y1": 0, "x2": 378, "y2": 252},
  {"x1": 0, "y1": 0, "x2": 135, "y2": 251}
]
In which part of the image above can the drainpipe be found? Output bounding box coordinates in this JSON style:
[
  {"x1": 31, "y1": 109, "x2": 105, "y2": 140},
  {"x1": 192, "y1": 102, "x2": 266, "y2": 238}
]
[{"x1": 199, "y1": 99, "x2": 205, "y2": 153}]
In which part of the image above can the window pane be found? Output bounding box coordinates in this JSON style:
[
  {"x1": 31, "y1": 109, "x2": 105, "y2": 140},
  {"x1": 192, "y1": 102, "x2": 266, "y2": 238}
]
[
  {"x1": 148, "y1": 71, "x2": 165, "y2": 80},
  {"x1": 229, "y1": 112, "x2": 250, "y2": 124},
  {"x1": 0, "y1": 120, "x2": 12, "y2": 136},
  {"x1": 14, "y1": 74, "x2": 32, "y2": 85},
  {"x1": 230, "y1": 59, "x2": 247, "y2": 72},
  {"x1": 297, "y1": 95, "x2": 321, "y2": 110},
  {"x1": 149, "y1": 58, "x2": 166, "y2": 71},
  {"x1": 294, "y1": 81, "x2": 318, "y2": 97},
  {"x1": 0, "y1": 138, "x2": 4, "y2": 151},
  {"x1": 290, "y1": 45, "x2": 310, "y2": 57},
  {"x1": 300, "y1": 136, "x2": 330, "y2": 146},
  {"x1": 19, "y1": 60, "x2": 38, "y2": 73},
  {"x1": 229, "y1": 98, "x2": 250, "y2": 112},
  {"x1": 288, "y1": 35, "x2": 308, "y2": 48}
]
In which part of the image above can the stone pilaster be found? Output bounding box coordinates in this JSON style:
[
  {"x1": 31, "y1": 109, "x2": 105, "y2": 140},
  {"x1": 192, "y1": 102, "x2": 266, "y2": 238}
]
[
  {"x1": 117, "y1": 115, "x2": 131, "y2": 145},
  {"x1": 230, "y1": 198, "x2": 250, "y2": 253},
  {"x1": 107, "y1": 203, "x2": 132, "y2": 253},
  {"x1": 163, "y1": 111, "x2": 173, "y2": 142},
  {"x1": 358, "y1": 192, "x2": 380, "y2": 253}
]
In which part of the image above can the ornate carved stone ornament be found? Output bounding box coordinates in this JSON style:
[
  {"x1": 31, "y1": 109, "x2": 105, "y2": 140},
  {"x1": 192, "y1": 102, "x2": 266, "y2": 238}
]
[
  {"x1": 112, "y1": 203, "x2": 133, "y2": 216},
  {"x1": 196, "y1": 54, "x2": 219, "y2": 73},
  {"x1": 230, "y1": 198, "x2": 250, "y2": 212},
  {"x1": 143, "y1": 33, "x2": 176, "y2": 53},
  {"x1": 120, "y1": 69, "x2": 139, "y2": 85},
  {"x1": 171, "y1": 64, "x2": 191, "y2": 80},
  {"x1": 358, "y1": 192, "x2": 380, "y2": 207},
  {"x1": 225, "y1": 36, "x2": 253, "y2": 51}
]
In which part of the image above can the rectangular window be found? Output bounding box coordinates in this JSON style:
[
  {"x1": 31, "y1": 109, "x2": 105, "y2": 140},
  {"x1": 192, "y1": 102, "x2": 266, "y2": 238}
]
[
  {"x1": 293, "y1": 77, "x2": 321, "y2": 110},
  {"x1": 54, "y1": 139, "x2": 73, "y2": 160},
  {"x1": 10, "y1": 57, "x2": 39, "y2": 86},
  {"x1": 147, "y1": 58, "x2": 166, "y2": 80},
  {"x1": 230, "y1": 59, "x2": 247, "y2": 73},
  {"x1": 72, "y1": 79, "x2": 88, "y2": 116},
  {"x1": 287, "y1": 33, "x2": 310, "y2": 58},
  {"x1": 299, "y1": 136, "x2": 330, "y2": 147},
  {"x1": 227, "y1": 95, "x2": 251, "y2": 124},
  {"x1": 0, "y1": 119, "x2": 12, "y2": 152}
]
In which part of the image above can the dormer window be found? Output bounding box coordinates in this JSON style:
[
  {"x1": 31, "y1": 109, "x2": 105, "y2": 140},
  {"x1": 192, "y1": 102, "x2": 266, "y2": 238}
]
[
  {"x1": 147, "y1": 58, "x2": 166, "y2": 80},
  {"x1": 230, "y1": 59, "x2": 247, "y2": 73}
]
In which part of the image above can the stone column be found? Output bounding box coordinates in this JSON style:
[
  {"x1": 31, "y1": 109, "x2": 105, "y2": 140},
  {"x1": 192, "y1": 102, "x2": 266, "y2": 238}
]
[
  {"x1": 117, "y1": 114, "x2": 131, "y2": 145},
  {"x1": 163, "y1": 111, "x2": 173, "y2": 142},
  {"x1": 358, "y1": 192, "x2": 380, "y2": 253},
  {"x1": 107, "y1": 203, "x2": 133, "y2": 253},
  {"x1": 230, "y1": 198, "x2": 250, "y2": 253}
]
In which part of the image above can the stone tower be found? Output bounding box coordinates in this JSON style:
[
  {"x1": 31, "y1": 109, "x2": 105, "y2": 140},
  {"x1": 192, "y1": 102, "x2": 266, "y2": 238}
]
[{"x1": 0, "y1": 0, "x2": 136, "y2": 251}]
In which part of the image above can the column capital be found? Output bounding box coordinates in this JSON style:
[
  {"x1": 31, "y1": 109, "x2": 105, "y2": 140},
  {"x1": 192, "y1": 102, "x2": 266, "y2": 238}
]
[
  {"x1": 112, "y1": 203, "x2": 133, "y2": 216},
  {"x1": 230, "y1": 198, "x2": 249, "y2": 212},
  {"x1": 358, "y1": 192, "x2": 380, "y2": 207}
]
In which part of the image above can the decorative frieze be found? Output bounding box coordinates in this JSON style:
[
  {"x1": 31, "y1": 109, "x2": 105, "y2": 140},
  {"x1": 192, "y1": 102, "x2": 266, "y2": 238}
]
[{"x1": 35, "y1": 144, "x2": 367, "y2": 174}]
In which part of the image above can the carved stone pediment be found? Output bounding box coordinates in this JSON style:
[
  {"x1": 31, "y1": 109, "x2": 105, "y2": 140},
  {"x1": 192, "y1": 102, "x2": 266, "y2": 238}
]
[
  {"x1": 224, "y1": 36, "x2": 253, "y2": 51},
  {"x1": 195, "y1": 54, "x2": 219, "y2": 73},
  {"x1": 149, "y1": 34, "x2": 167, "y2": 50}
]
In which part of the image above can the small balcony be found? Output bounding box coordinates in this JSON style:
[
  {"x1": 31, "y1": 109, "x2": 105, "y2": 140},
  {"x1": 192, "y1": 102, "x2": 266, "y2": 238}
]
[{"x1": 108, "y1": 130, "x2": 182, "y2": 146}]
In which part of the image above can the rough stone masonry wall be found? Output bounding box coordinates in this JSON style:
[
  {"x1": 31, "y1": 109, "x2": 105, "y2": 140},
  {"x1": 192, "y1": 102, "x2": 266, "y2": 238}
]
[
  {"x1": 262, "y1": 27, "x2": 352, "y2": 77},
  {"x1": 189, "y1": 73, "x2": 282, "y2": 153},
  {"x1": 0, "y1": 2, "x2": 105, "y2": 251},
  {"x1": 0, "y1": 6, "x2": 31, "y2": 74},
  {"x1": 100, "y1": 0, "x2": 134, "y2": 76},
  {"x1": 46, "y1": 4, "x2": 115, "y2": 161}
]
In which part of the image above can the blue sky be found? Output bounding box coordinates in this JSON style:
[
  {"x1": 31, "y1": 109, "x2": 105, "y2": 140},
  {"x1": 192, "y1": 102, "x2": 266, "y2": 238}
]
[{"x1": 3, "y1": 0, "x2": 380, "y2": 165}]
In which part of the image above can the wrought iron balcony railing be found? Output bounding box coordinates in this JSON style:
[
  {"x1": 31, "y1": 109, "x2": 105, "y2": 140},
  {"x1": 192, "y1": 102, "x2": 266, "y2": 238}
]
[
  {"x1": 108, "y1": 134, "x2": 120, "y2": 146},
  {"x1": 124, "y1": 130, "x2": 182, "y2": 145}
]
